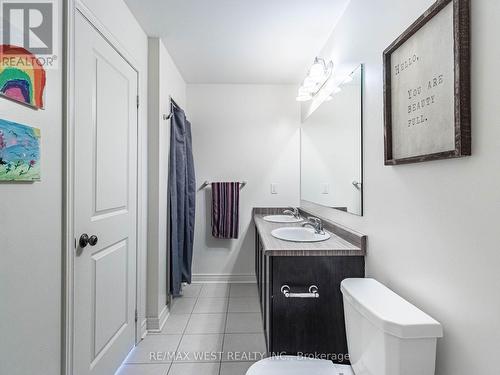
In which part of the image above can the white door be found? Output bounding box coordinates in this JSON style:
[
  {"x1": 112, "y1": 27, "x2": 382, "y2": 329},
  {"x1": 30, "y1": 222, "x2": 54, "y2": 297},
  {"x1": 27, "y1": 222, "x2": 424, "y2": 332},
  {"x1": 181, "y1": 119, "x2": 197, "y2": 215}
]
[{"x1": 74, "y1": 11, "x2": 138, "y2": 375}]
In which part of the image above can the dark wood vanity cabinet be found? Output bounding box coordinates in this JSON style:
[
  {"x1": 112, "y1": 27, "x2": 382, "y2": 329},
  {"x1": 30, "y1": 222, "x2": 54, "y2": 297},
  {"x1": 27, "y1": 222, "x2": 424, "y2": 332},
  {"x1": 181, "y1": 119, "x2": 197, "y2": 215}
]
[{"x1": 255, "y1": 228, "x2": 365, "y2": 363}]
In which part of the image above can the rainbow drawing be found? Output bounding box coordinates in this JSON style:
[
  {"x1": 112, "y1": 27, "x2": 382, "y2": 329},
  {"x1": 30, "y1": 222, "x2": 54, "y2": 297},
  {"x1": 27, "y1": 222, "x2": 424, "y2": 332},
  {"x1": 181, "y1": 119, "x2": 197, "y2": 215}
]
[{"x1": 0, "y1": 45, "x2": 46, "y2": 109}]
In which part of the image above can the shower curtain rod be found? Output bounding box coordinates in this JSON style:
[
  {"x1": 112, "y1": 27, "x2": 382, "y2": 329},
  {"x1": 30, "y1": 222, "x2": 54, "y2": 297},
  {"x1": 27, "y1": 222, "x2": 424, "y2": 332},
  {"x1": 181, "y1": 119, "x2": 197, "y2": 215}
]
[
  {"x1": 163, "y1": 96, "x2": 182, "y2": 120},
  {"x1": 199, "y1": 181, "x2": 247, "y2": 190}
]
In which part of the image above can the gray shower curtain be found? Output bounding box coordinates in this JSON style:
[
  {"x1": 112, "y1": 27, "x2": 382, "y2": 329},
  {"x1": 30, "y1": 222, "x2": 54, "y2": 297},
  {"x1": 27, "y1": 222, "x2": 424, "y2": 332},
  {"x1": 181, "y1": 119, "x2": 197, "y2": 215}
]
[{"x1": 169, "y1": 102, "x2": 196, "y2": 297}]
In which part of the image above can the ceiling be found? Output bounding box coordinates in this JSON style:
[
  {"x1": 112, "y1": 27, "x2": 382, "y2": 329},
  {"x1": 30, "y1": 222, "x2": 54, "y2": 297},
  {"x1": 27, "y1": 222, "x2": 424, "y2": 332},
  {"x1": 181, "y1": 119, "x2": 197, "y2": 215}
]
[{"x1": 124, "y1": 0, "x2": 350, "y2": 84}]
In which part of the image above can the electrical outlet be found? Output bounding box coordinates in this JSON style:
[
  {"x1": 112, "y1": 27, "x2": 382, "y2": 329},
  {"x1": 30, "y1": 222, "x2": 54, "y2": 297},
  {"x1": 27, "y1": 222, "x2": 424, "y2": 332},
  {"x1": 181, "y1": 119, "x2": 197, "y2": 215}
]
[{"x1": 271, "y1": 183, "x2": 278, "y2": 194}]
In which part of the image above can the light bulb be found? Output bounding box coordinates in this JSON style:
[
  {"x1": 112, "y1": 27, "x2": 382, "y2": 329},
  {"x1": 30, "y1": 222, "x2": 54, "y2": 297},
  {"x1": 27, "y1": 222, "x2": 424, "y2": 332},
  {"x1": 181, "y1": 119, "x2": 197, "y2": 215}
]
[
  {"x1": 303, "y1": 76, "x2": 321, "y2": 93},
  {"x1": 309, "y1": 58, "x2": 326, "y2": 80},
  {"x1": 303, "y1": 76, "x2": 316, "y2": 87},
  {"x1": 296, "y1": 93, "x2": 312, "y2": 102},
  {"x1": 298, "y1": 86, "x2": 310, "y2": 95}
]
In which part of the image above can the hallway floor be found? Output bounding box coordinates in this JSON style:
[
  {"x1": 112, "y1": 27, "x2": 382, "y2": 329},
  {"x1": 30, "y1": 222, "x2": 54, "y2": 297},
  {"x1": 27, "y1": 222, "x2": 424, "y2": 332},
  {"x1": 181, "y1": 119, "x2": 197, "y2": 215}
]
[{"x1": 117, "y1": 283, "x2": 265, "y2": 375}]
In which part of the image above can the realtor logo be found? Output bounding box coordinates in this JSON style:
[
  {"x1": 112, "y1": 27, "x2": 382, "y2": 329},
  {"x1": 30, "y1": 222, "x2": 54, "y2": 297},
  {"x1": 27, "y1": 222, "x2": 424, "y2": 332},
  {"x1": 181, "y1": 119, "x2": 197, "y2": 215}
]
[{"x1": 1, "y1": 1, "x2": 53, "y2": 54}]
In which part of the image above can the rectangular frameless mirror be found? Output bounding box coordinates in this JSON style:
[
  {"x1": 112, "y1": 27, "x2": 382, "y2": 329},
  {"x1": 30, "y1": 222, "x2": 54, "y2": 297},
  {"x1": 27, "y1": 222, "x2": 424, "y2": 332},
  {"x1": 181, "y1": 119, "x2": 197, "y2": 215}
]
[{"x1": 301, "y1": 64, "x2": 363, "y2": 216}]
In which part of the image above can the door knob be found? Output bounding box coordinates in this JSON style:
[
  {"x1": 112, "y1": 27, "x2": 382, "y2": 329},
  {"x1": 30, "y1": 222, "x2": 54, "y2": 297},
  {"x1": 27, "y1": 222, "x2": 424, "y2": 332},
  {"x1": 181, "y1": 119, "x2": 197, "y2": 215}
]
[
  {"x1": 79, "y1": 233, "x2": 98, "y2": 248},
  {"x1": 79, "y1": 234, "x2": 89, "y2": 248},
  {"x1": 89, "y1": 235, "x2": 98, "y2": 246}
]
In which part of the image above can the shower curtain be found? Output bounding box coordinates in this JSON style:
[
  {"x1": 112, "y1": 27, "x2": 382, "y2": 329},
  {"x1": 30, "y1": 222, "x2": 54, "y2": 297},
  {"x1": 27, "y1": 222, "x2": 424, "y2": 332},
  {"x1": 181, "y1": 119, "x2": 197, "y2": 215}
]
[{"x1": 169, "y1": 102, "x2": 196, "y2": 297}]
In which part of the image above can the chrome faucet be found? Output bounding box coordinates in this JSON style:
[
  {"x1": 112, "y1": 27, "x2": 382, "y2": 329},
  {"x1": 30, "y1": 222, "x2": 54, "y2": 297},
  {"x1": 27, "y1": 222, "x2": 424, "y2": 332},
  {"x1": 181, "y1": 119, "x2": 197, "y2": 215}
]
[
  {"x1": 302, "y1": 216, "x2": 324, "y2": 234},
  {"x1": 283, "y1": 207, "x2": 300, "y2": 218}
]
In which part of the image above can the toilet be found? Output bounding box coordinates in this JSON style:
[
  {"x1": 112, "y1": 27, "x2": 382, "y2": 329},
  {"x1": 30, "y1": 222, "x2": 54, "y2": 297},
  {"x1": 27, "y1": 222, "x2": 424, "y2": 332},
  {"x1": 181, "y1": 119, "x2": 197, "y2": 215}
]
[{"x1": 247, "y1": 278, "x2": 443, "y2": 375}]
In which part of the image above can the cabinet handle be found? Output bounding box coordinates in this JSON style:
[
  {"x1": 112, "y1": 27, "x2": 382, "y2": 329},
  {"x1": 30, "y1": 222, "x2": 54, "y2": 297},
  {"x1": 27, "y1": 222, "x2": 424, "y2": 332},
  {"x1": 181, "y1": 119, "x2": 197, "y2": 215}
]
[{"x1": 281, "y1": 285, "x2": 319, "y2": 298}]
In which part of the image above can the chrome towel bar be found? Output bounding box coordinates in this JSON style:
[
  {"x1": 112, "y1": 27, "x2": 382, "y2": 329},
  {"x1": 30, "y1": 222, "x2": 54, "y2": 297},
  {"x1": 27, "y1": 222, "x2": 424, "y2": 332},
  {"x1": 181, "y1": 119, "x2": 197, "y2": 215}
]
[
  {"x1": 281, "y1": 285, "x2": 319, "y2": 298},
  {"x1": 199, "y1": 180, "x2": 247, "y2": 190}
]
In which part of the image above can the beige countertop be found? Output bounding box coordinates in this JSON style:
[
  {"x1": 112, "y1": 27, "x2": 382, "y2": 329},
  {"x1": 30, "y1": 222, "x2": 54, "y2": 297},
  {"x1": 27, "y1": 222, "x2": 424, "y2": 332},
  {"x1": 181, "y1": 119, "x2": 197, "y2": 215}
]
[{"x1": 254, "y1": 212, "x2": 366, "y2": 257}]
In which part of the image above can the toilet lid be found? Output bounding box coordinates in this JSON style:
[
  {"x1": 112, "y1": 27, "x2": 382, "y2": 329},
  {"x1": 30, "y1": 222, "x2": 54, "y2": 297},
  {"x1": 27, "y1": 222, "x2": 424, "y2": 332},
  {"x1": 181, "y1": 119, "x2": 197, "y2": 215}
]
[{"x1": 246, "y1": 356, "x2": 353, "y2": 375}]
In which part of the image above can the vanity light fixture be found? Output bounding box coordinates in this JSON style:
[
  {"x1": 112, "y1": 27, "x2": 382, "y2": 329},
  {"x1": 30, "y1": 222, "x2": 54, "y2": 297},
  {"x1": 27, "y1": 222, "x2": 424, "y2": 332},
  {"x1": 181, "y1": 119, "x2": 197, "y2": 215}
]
[{"x1": 296, "y1": 57, "x2": 334, "y2": 102}]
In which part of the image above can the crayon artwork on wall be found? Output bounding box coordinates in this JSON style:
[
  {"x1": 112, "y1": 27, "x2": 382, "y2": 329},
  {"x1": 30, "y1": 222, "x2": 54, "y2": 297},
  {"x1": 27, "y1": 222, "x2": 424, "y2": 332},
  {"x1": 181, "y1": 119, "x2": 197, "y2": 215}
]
[{"x1": 0, "y1": 45, "x2": 46, "y2": 109}]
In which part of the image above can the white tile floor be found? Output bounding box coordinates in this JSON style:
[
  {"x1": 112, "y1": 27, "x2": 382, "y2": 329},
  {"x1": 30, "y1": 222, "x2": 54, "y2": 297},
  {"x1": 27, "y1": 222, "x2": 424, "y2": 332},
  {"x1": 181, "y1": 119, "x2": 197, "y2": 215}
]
[{"x1": 117, "y1": 283, "x2": 265, "y2": 375}]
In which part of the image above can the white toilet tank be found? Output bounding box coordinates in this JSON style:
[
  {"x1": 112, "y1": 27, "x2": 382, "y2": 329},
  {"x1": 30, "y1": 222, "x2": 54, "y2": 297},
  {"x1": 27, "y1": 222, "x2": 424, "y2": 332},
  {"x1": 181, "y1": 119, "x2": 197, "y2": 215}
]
[{"x1": 341, "y1": 279, "x2": 443, "y2": 375}]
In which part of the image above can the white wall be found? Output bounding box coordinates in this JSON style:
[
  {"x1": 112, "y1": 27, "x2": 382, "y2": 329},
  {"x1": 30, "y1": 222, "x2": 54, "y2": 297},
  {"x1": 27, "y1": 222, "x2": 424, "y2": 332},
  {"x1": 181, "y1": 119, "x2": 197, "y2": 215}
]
[
  {"x1": 301, "y1": 1, "x2": 500, "y2": 374},
  {"x1": 0, "y1": 3, "x2": 63, "y2": 375},
  {"x1": 1, "y1": 0, "x2": 150, "y2": 373},
  {"x1": 187, "y1": 84, "x2": 300, "y2": 281},
  {"x1": 147, "y1": 37, "x2": 186, "y2": 327}
]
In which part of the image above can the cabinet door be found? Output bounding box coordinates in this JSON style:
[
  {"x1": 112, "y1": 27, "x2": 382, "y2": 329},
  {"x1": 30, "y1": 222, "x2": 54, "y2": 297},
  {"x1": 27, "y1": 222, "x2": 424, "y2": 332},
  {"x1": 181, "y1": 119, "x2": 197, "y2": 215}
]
[
  {"x1": 259, "y1": 241, "x2": 265, "y2": 321},
  {"x1": 255, "y1": 227, "x2": 259, "y2": 290},
  {"x1": 271, "y1": 256, "x2": 364, "y2": 363},
  {"x1": 264, "y1": 255, "x2": 272, "y2": 353}
]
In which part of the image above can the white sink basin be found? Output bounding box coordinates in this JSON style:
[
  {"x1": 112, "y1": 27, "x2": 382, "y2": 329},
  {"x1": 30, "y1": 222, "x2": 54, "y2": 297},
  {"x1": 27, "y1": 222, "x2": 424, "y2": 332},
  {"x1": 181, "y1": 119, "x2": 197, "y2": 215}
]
[
  {"x1": 263, "y1": 215, "x2": 303, "y2": 223},
  {"x1": 271, "y1": 227, "x2": 331, "y2": 242}
]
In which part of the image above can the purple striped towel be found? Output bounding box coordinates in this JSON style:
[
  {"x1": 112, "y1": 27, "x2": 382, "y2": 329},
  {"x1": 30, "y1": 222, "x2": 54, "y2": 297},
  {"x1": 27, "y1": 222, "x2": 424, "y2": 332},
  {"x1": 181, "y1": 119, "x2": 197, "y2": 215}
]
[{"x1": 211, "y1": 182, "x2": 240, "y2": 239}]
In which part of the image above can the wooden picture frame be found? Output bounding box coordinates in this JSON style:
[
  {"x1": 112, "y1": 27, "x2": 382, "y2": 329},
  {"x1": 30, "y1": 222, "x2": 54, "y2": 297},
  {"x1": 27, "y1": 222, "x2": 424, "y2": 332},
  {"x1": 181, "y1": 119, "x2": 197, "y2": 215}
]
[{"x1": 383, "y1": 0, "x2": 470, "y2": 165}]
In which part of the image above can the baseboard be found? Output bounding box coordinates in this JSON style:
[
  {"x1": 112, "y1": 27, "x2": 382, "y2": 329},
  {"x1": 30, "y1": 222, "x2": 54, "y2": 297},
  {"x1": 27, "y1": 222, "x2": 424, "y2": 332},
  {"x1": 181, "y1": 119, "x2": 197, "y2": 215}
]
[
  {"x1": 158, "y1": 304, "x2": 169, "y2": 330},
  {"x1": 191, "y1": 273, "x2": 256, "y2": 283},
  {"x1": 140, "y1": 319, "x2": 147, "y2": 339},
  {"x1": 146, "y1": 304, "x2": 170, "y2": 332}
]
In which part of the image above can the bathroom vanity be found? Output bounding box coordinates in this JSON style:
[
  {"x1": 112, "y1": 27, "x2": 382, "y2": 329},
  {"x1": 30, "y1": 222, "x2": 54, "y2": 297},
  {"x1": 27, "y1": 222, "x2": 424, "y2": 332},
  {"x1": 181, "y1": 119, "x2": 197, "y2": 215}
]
[{"x1": 253, "y1": 208, "x2": 366, "y2": 364}]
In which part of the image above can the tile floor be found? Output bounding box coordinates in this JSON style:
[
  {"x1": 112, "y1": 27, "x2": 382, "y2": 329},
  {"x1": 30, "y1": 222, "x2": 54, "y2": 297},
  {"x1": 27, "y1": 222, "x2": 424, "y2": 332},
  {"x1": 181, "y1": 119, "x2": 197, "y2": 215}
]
[{"x1": 117, "y1": 283, "x2": 266, "y2": 375}]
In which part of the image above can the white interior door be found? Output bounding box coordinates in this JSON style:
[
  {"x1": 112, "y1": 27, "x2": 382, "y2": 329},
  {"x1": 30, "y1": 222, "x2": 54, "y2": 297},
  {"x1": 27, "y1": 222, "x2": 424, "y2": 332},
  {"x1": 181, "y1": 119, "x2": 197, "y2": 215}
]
[{"x1": 74, "y1": 11, "x2": 138, "y2": 375}]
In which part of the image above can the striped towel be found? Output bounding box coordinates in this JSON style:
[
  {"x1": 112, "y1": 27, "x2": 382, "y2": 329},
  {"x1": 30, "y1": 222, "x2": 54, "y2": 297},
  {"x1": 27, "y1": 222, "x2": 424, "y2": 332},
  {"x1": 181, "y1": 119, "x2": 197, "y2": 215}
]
[{"x1": 211, "y1": 182, "x2": 240, "y2": 239}]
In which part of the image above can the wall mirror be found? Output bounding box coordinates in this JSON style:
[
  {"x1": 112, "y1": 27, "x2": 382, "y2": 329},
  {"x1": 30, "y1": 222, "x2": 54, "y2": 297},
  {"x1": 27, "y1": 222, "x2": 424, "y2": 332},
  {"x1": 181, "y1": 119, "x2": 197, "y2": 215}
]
[{"x1": 301, "y1": 64, "x2": 363, "y2": 216}]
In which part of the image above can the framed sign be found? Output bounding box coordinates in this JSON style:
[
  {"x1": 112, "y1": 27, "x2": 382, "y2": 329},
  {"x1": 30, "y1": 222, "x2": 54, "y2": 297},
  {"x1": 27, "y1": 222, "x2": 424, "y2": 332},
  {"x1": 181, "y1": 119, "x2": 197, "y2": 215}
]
[{"x1": 383, "y1": 0, "x2": 470, "y2": 165}]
